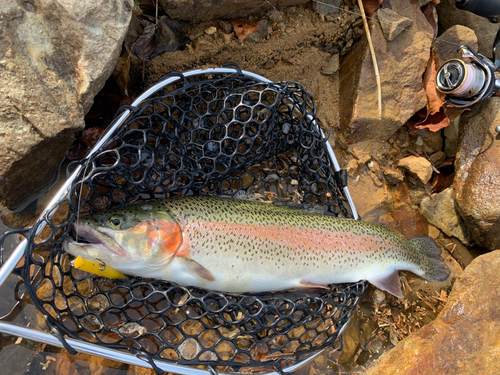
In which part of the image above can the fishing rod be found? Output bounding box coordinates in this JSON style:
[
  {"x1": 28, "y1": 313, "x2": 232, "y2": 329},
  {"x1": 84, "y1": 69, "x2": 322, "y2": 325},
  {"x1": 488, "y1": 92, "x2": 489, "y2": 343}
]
[{"x1": 435, "y1": 0, "x2": 500, "y2": 131}]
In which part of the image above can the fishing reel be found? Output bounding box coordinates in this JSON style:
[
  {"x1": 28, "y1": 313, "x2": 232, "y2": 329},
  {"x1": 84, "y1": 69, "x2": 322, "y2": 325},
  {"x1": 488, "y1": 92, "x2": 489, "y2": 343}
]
[
  {"x1": 435, "y1": 0, "x2": 500, "y2": 114},
  {"x1": 435, "y1": 45, "x2": 499, "y2": 108}
]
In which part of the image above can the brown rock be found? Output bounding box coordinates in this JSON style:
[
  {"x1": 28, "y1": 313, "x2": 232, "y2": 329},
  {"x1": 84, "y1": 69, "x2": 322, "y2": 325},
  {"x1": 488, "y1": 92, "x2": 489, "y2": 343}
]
[
  {"x1": 391, "y1": 210, "x2": 429, "y2": 239},
  {"x1": 367, "y1": 251, "x2": 500, "y2": 375},
  {"x1": 383, "y1": 167, "x2": 404, "y2": 184},
  {"x1": 436, "y1": 0, "x2": 499, "y2": 58},
  {"x1": 338, "y1": 0, "x2": 432, "y2": 150},
  {"x1": 420, "y1": 187, "x2": 471, "y2": 245},
  {"x1": 433, "y1": 25, "x2": 478, "y2": 65},
  {"x1": 320, "y1": 53, "x2": 339, "y2": 75},
  {"x1": 454, "y1": 97, "x2": 500, "y2": 249},
  {"x1": 348, "y1": 173, "x2": 388, "y2": 221},
  {"x1": 377, "y1": 8, "x2": 413, "y2": 41},
  {"x1": 429, "y1": 151, "x2": 447, "y2": 166},
  {"x1": 398, "y1": 156, "x2": 433, "y2": 184},
  {"x1": 0, "y1": 0, "x2": 132, "y2": 209},
  {"x1": 158, "y1": 0, "x2": 309, "y2": 21}
]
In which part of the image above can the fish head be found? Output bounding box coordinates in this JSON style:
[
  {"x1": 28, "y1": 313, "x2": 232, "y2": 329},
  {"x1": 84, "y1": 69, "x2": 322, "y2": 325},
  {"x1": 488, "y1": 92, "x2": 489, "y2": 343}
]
[{"x1": 63, "y1": 202, "x2": 184, "y2": 275}]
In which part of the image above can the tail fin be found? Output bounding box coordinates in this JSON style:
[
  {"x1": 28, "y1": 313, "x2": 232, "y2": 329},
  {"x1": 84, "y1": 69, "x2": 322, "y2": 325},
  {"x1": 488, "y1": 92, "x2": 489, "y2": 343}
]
[{"x1": 408, "y1": 237, "x2": 451, "y2": 281}]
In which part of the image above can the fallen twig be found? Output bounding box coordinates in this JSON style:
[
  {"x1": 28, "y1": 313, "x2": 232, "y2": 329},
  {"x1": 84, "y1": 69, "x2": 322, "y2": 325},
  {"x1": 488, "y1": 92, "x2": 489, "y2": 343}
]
[{"x1": 358, "y1": 0, "x2": 382, "y2": 119}]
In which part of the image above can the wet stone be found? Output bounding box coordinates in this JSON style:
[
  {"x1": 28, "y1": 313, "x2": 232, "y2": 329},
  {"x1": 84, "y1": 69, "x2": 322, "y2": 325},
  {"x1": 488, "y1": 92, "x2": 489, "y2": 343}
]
[{"x1": 367, "y1": 251, "x2": 500, "y2": 375}]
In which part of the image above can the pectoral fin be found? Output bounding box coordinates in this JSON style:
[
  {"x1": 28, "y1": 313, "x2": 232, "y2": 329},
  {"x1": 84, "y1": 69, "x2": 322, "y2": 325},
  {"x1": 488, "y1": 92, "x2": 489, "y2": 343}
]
[
  {"x1": 177, "y1": 257, "x2": 216, "y2": 281},
  {"x1": 298, "y1": 279, "x2": 330, "y2": 290},
  {"x1": 370, "y1": 271, "x2": 403, "y2": 298}
]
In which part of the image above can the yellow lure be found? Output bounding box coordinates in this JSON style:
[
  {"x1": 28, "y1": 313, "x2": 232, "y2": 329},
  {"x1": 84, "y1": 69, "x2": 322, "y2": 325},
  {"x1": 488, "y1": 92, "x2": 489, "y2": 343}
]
[{"x1": 73, "y1": 256, "x2": 128, "y2": 279}]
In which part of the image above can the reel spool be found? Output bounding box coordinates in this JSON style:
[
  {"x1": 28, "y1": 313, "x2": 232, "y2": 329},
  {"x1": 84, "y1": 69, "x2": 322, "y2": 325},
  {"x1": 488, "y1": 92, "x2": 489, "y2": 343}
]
[{"x1": 435, "y1": 45, "x2": 497, "y2": 107}]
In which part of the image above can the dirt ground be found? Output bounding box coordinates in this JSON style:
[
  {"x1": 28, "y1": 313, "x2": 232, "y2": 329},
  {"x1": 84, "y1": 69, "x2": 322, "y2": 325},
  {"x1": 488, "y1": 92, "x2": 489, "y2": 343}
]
[{"x1": 142, "y1": 5, "x2": 357, "y2": 134}]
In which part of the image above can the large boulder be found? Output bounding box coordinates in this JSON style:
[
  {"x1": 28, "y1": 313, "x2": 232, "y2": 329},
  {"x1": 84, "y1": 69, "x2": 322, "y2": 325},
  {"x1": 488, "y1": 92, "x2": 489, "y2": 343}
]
[
  {"x1": 158, "y1": 0, "x2": 309, "y2": 21},
  {"x1": 366, "y1": 251, "x2": 500, "y2": 374},
  {"x1": 338, "y1": 0, "x2": 433, "y2": 152},
  {"x1": 454, "y1": 97, "x2": 500, "y2": 250},
  {"x1": 433, "y1": 24, "x2": 478, "y2": 65},
  {"x1": 436, "y1": 0, "x2": 499, "y2": 58},
  {"x1": 0, "y1": 0, "x2": 133, "y2": 209}
]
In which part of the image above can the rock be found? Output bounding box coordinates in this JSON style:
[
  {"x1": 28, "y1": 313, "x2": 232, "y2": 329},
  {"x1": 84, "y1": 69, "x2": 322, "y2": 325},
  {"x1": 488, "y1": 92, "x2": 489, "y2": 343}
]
[
  {"x1": 268, "y1": 9, "x2": 284, "y2": 22},
  {"x1": 245, "y1": 20, "x2": 269, "y2": 43},
  {"x1": 433, "y1": 25, "x2": 478, "y2": 64},
  {"x1": 436, "y1": 0, "x2": 499, "y2": 58},
  {"x1": 429, "y1": 151, "x2": 447, "y2": 166},
  {"x1": 366, "y1": 251, "x2": 500, "y2": 375},
  {"x1": 398, "y1": 156, "x2": 433, "y2": 184},
  {"x1": 0, "y1": 343, "x2": 37, "y2": 375},
  {"x1": 338, "y1": 0, "x2": 432, "y2": 151},
  {"x1": 312, "y1": 0, "x2": 341, "y2": 16},
  {"x1": 420, "y1": 187, "x2": 471, "y2": 245},
  {"x1": 391, "y1": 210, "x2": 429, "y2": 239},
  {"x1": 414, "y1": 128, "x2": 443, "y2": 154},
  {"x1": 218, "y1": 20, "x2": 233, "y2": 34},
  {"x1": 377, "y1": 8, "x2": 413, "y2": 41},
  {"x1": 383, "y1": 167, "x2": 405, "y2": 184},
  {"x1": 158, "y1": 0, "x2": 309, "y2": 21},
  {"x1": 454, "y1": 97, "x2": 500, "y2": 249},
  {"x1": 348, "y1": 173, "x2": 388, "y2": 221},
  {"x1": 321, "y1": 53, "x2": 339, "y2": 75},
  {"x1": 0, "y1": 0, "x2": 133, "y2": 209},
  {"x1": 204, "y1": 26, "x2": 217, "y2": 35},
  {"x1": 444, "y1": 116, "x2": 460, "y2": 157}
]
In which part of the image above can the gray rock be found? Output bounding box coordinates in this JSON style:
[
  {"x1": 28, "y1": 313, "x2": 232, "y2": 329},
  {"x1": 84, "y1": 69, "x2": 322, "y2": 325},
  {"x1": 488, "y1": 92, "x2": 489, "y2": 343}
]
[
  {"x1": 338, "y1": 0, "x2": 432, "y2": 152},
  {"x1": 420, "y1": 187, "x2": 471, "y2": 245},
  {"x1": 0, "y1": 0, "x2": 133, "y2": 209},
  {"x1": 454, "y1": 97, "x2": 500, "y2": 249},
  {"x1": 436, "y1": 0, "x2": 499, "y2": 58},
  {"x1": 377, "y1": 8, "x2": 413, "y2": 42},
  {"x1": 268, "y1": 9, "x2": 284, "y2": 22},
  {"x1": 433, "y1": 25, "x2": 478, "y2": 65},
  {"x1": 245, "y1": 20, "x2": 269, "y2": 43},
  {"x1": 312, "y1": 0, "x2": 341, "y2": 16},
  {"x1": 159, "y1": 0, "x2": 309, "y2": 21}
]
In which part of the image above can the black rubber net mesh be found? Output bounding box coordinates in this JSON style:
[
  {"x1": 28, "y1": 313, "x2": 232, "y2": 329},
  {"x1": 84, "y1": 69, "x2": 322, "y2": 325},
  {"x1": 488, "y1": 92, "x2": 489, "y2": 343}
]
[{"x1": 16, "y1": 67, "x2": 369, "y2": 373}]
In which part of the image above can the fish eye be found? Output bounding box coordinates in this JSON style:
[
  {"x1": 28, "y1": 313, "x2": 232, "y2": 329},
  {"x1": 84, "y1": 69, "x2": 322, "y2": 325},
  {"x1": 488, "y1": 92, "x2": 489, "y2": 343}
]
[{"x1": 109, "y1": 216, "x2": 123, "y2": 229}]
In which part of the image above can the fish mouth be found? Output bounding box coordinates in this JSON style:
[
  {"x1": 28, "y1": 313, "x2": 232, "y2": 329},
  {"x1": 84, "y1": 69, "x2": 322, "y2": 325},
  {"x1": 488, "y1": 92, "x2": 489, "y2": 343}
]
[{"x1": 66, "y1": 225, "x2": 126, "y2": 257}]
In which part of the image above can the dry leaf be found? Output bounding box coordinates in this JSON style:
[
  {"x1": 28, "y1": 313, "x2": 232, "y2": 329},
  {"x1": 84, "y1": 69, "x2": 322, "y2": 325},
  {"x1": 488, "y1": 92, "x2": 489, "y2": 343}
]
[
  {"x1": 422, "y1": 3, "x2": 438, "y2": 39},
  {"x1": 112, "y1": 55, "x2": 130, "y2": 96},
  {"x1": 409, "y1": 51, "x2": 450, "y2": 132},
  {"x1": 414, "y1": 106, "x2": 450, "y2": 131},
  {"x1": 132, "y1": 23, "x2": 157, "y2": 61},
  {"x1": 232, "y1": 19, "x2": 259, "y2": 44},
  {"x1": 362, "y1": 0, "x2": 383, "y2": 16},
  {"x1": 423, "y1": 51, "x2": 445, "y2": 115},
  {"x1": 445, "y1": 104, "x2": 470, "y2": 122}
]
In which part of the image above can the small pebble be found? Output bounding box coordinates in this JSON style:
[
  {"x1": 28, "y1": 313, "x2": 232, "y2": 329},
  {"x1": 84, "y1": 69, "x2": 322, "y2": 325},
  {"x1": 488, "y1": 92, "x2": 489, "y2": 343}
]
[
  {"x1": 204, "y1": 26, "x2": 217, "y2": 35},
  {"x1": 373, "y1": 289, "x2": 386, "y2": 304}
]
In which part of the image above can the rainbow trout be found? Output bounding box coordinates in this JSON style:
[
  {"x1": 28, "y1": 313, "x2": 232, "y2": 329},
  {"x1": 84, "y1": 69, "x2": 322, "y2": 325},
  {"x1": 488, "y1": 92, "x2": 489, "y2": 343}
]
[{"x1": 63, "y1": 196, "x2": 450, "y2": 297}]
